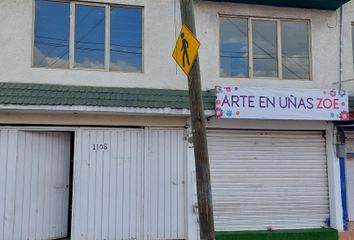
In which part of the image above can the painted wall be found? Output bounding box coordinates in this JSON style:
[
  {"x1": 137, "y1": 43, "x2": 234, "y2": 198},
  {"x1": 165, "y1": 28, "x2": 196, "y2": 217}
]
[
  {"x1": 0, "y1": 0, "x2": 345, "y2": 92},
  {"x1": 341, "y1": 1, "x2": 354, "y2": 95},
  {"x1": 195, "y1": 1, "x2": 341, "y2": 90}
]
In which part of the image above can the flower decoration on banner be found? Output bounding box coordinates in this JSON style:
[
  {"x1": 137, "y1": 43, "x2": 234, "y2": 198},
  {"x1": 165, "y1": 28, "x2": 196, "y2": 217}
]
[
  {"x1": 226, "y1": 87, "x2": 232, "y2": 93},
  {"x1": 215, "y1": 99, "x2": 221, "y2": 105},
  {"x1": 330, "y1": 89, "x2": 336, "y2": 97},
  {"x1": 340, "y1": 111, "x2": 350, "y2": 121},
  {"x1": 342, "y1": 102, "x2": 346, "y2": 107},
  {"x1": 339, "y1": 89, "x2": 346, "y2": 97},
  {"x1": 234, "y1": 87, "x2": 238, "y2": 91},
  {"x1": 330, "y1": 113, "x2": 335, "y2": 118},
  {"x1": 236, "y1": 111, "x2": 241, "y2": 116},
  {"x1": 323, "y1": 90, "x2": 327, "y2": 95},
  {"x1": 215, "y1": 108, "x2": 223, "y2": 118},
  {"x1": 226, "y1": 110, "x2": 232, "y2": 117}
]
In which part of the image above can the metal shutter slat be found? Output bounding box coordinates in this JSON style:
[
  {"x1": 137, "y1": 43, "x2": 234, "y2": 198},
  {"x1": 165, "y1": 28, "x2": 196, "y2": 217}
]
[{"x1": 207, "y1": 130, "x2": 329, "y2": 231}]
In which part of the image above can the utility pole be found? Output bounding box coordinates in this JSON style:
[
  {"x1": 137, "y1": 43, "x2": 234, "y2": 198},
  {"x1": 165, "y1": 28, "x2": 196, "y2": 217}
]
[{"x1": 179, "y1": 1, "x2": 215, "y2": 240}]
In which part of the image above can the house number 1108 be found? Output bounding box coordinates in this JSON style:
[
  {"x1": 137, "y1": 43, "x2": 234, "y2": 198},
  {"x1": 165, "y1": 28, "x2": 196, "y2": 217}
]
[{"x1": 92, "y1": 143, "x2": 109, "y2": 151}]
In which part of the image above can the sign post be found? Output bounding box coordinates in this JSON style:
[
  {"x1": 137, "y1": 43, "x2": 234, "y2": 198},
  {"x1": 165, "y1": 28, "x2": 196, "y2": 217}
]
[{"x1": 173, "y1": 1, "x2": 215, "y2": 240}]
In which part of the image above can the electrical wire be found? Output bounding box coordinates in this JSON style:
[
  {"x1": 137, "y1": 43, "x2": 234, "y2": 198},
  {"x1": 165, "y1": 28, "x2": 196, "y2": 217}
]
[{"x1": 224, "y1": 18, "x2": 306, "y2": 79}]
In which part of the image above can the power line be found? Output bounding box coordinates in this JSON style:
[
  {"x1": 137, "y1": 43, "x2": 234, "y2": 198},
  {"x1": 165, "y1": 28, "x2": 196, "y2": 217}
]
[
  {"x1": 36, "y1": 42, "x2": 142, "y2": 54},
  {"x1": 49, "y1": 14, "x2": 105, "y2": 67},
  {"x1": 36, "y1": 36, "x2": 142, "y2": 50},
  {"x1": 40, "y1": 5, "x2": 102, "y2": 67},
  {"x1": 252, "y1": 24, "x2": 309, "y2": 75},
  {"x1": 225, "y1": 18, "x2": 305, "y2": 79}
]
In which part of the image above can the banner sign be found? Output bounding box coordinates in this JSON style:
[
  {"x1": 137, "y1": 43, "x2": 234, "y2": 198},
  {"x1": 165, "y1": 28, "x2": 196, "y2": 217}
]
[{"x1": 215, "y1": 86, "x2": 349, "y2": 121}]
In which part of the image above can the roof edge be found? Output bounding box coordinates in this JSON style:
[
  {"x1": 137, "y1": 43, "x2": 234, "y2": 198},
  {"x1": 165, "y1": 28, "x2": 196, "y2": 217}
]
[{"x1": 0, "y1": 104, "x2": 215, "y2": 117}]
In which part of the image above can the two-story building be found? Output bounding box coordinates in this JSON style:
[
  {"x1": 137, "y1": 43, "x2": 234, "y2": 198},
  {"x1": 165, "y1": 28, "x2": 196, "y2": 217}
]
[{"x1": 0, "y1": 0, "x2": 352, "y2": 239}]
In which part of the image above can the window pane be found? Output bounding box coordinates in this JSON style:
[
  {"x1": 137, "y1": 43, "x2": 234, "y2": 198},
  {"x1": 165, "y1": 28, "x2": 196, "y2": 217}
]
[
  {"x1": 110, "y1": 7, "x2": 142, "y2": 72},
  {"x1": 282, "y1": 21, "x2": 310, "y2": 79},
  {"x1": 252, "y1": 20, "x2": 278, "y2": 78},
  {"x1": 34, "y1": 0, "x2": 70, "y2": 68},
  {"x1": 220, "y1": 18, "x2": 249, "y2": 78},
  {"x1": 75, "y1": 5, "x2": 105, "y2": 69}
]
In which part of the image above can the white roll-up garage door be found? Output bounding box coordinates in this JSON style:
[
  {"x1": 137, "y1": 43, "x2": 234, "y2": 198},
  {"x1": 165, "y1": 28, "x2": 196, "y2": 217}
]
[
  {"x1": 207, "y1": 130, "x2": 329, "y2": 231},
  {"x1": 72, "y1": 128, "x2": 186, "y2": 240},
  {"x1": 147, "y1": 128, "x2": 186, "y2": 240},
  {"x1": 72, "y1": 128, "x2": 145, "y2": 240},
  {"x1": 0, "y1": 130, "x2": 71, "y2": 240}
]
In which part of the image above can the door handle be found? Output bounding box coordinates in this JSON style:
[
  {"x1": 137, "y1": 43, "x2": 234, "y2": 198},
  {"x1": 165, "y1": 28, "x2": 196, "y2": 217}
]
[{"x1": 193, "y1": 203, "x2": 199, "y2": 214}]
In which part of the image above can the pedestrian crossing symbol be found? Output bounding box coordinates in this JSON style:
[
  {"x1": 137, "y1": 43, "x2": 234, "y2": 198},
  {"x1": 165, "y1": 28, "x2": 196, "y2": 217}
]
[{"x1": 172, "y1": 25, "x2": 200, "y2": 76}]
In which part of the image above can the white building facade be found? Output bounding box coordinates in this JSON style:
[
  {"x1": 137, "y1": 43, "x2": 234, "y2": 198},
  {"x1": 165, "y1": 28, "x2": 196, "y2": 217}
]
[{"x1": 0, "y1": 0, "x2": 352, "y2": 239}]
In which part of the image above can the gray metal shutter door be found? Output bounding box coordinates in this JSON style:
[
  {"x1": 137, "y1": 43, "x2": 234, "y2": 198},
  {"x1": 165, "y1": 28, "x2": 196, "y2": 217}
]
[
  {"x1": 344, "y1": 133, "x2": 354, "y2": 221},
  {"x1": 207, "y1": 130, "x2": 329, "y2": 231}
]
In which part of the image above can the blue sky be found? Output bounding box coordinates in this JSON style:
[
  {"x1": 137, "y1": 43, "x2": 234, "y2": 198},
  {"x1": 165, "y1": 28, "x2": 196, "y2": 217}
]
[{"x1": 34, "y1": 0, "x2": 142, "y2": 72}]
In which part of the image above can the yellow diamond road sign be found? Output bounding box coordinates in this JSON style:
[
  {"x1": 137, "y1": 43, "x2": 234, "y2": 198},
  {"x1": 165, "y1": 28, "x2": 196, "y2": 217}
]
[{"x1": 172, "y1": 25, "x2": 201, "y2": 76}]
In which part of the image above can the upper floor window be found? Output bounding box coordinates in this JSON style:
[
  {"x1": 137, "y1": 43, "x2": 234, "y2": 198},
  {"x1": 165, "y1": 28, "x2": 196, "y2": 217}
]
[
  {"x1": 220, "y1": 16, "x2": 311, "y2": 80},
  {"x1": 34, "y1": 0, "x2": 70, "y2": 69},
  {"x1": 34, "y1": 0, "x2": 143, "y2": 73}
]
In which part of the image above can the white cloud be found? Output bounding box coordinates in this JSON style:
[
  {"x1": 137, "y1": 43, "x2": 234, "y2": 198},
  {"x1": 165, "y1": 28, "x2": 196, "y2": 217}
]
[
  {"x1": 221, "y1": 19, "x2": 248, "y2": 45},
  {"x1": 34, "y1": 47, "x2": 142, "y2": 72},
  {"x1": 253, "y1": 57, "x2": 277, "y2": 77},
  {"x1": 282, "y1": 54, "x2": 309, "y2": 79},
  {"x1": 34, "y1": 47, "x2": 69, "y2": 69},
  {"x1": 220, "y1": 64, "x2": 248, "y2": 78},
  {"x1": 74, "y1": 59, "x2": 104, "y2": 69},
  {"x1": 220, "y1": 67, "x2": 227, "y2": 77},
  {"x1": 110, "y1": 60, "x2": 141, "y2": 72}
]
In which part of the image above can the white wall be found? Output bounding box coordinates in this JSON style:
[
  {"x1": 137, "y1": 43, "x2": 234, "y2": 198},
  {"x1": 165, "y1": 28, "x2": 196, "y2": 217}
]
[
  {"x1": 0, "y1": 0, "x2": 345, "y2": 92},
  {"x1": 0, "y1": 0, "x2": 187, "y2": 90},
  {"x1": 195, "y1": 1, "x2": 341, "y2": 90},
  {"x1": 342, "y1": 1, "x2": 354, "y2": 95}
]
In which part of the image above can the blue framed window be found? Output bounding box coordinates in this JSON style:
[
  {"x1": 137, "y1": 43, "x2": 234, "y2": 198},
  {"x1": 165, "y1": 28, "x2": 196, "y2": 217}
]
[
  {"x1": 34, "y1": 0, "x2": 70, "y2": 68},
  {"x1": 74, "y1": 5, "x2": 106, "y2": 69},
  {"x1": 110, "y1": 7, "x2": 143, "y2": 72},
  {"x1": 33, "y1": 0, "x2": 143, "y2": 73}
]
